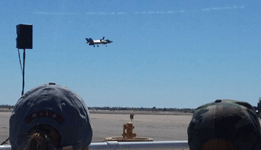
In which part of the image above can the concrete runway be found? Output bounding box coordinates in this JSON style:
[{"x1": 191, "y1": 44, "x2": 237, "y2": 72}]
[
  {"x1": 1, "y1": 110, "x2": 193, "y2": 149},
  {"x1": 4, "y1": 110, "x2": 261, "y2": 150}
]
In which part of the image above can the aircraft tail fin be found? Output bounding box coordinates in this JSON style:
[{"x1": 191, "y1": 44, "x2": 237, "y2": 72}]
[{"x1": 86, "y1": 38, "x2": 93, "y2": 43}]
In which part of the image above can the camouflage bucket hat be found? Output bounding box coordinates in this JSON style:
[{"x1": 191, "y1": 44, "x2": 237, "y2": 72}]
[{"x1": 187, "y1": 99, "x2": 261, "y2": 150}]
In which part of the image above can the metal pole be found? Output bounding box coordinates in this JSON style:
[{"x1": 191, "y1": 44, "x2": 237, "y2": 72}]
[{"x1": 22, "y1": 49, "x2": 25, "y2": 96}]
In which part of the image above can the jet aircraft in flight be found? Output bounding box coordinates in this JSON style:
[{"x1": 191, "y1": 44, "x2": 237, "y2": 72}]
[{"x1": 86, "y1": 37, "x2": 113, "y2": 47}]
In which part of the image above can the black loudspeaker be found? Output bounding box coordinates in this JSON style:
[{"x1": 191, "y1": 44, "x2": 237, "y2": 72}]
[{"x1": 16, "y1": 24, "x2": 33, "y2": 49}]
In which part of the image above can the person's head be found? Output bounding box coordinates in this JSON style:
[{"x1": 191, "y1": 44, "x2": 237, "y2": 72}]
[
  {"x1": 187, "y1": 99, "x2": 261, "y2": 150},
  {"x1": 23, "y1": 124, "x2": 61, "y2": 150},
  {"x1": 9, "y1": 82, "x2": 92, "y2": 150}
]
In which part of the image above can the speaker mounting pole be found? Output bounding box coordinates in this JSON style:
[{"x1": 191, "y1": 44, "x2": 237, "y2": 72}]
[
  {"x1": 16, "y1": 24, "x2": 33, "y2": 96},
  {"x1": 22, "y1": 49, "x2": 26, "y2": 95}
]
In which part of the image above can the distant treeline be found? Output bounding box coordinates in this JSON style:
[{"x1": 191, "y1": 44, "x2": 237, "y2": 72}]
[
  {"x1": 0, "y1": 105, "x2": 194, "y2": 113},
  {"x1": 0, "y1": 105, "x2": 15, "y2": 108},
  {"x1": 88, "y1": 106, "x2": 195, "y2": 113}
]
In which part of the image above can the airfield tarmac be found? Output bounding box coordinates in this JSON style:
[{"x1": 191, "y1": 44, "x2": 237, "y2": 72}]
[{"x1": 0, "y1": 109, "x2": 192, "y2": 150}]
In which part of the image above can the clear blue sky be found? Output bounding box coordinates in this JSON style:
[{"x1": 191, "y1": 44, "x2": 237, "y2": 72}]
[{"x1": 1, "y1": 0, "x2": 260, "y2": 108}]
